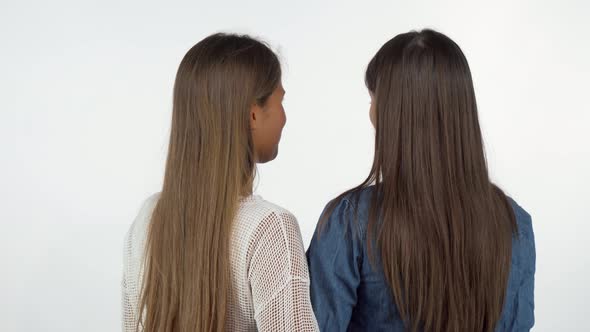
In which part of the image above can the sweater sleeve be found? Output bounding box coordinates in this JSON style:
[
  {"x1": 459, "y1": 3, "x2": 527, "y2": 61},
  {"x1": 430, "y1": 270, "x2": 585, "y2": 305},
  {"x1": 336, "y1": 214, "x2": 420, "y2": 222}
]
[
  {"x1": 306, "y1": 198, "x2": 363, "y2": 331},
  {"x1": 512, "y1": 211, "x2": 536, "y2": 331},
  {"x1": 122, "y1": 275, "x2": 138, "y2": 332},
  {"x1": 248, "y1": 210, "x2": 319, "y2": 331}
]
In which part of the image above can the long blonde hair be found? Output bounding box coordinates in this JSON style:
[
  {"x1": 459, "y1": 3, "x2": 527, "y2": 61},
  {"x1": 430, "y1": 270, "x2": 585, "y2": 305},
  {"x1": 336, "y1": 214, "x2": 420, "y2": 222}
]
[{"x1": 137, "y1": 33, "x2": 281, "y2": 331}]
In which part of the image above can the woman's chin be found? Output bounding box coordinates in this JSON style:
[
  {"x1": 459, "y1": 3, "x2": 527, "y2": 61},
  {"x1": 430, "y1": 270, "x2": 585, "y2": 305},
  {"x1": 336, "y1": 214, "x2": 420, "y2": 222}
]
[{"x1": 256, "y1": 147, "x2": 279, "y2": 164}]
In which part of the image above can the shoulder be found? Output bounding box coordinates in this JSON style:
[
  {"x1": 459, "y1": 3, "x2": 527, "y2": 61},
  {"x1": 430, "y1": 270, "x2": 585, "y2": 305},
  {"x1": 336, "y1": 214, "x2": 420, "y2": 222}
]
[
  {"x1": 505, "y1": 196, "x2": 536, "y2": 273},
  {"x1": 239, "y1": 195, "x2": 299, "y2": 228},
  {"x1": 335, "y1": 185, "x2": 375, "y2": 211},
  {"x1": 317, "y1": 186, "x2": 376, "y2": 239},
  {"x1": 238, "y1": 196, "x2": 302, "y2": 248},
  {"x1": 323, "y1": 185, "x2": 375, "y2": 217},
  {"x1": 140, "y1": 192, "x2": 161, "y2": 215},
  {"x1": 506, "y1": 196, "x2": 534, "y2": 241},
  {"x1": 241, "y1": 197, "x2": 307, "y2": 279},
  {"x1": 126, "y1": 193, "x2": 160, "y2": 239}
]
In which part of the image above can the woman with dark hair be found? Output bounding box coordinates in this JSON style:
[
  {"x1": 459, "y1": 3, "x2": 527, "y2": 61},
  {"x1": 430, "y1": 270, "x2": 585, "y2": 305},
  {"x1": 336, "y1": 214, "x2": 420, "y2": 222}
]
[{"x1": 307, "y1": 29, "x2": 535, "y2": 332}]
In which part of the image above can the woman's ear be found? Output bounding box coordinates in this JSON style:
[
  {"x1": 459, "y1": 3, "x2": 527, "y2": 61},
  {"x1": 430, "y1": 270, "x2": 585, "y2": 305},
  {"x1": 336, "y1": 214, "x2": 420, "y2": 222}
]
[{"x1": 250, "y1": 103, "x2": 263, "y2": 130}]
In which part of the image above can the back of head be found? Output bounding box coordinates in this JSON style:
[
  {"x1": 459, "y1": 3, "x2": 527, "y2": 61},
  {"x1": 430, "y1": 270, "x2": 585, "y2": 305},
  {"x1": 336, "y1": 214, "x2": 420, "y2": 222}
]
[
  {"x1": 365, "y1": 29, "x2": 487, "y2": 189},
  {"x1": 336, "y1": 29, "x2": 517, "y2": 331},
  {"x1": 138, "y1": 33, "x2": 281, "y2": 332},
  {"x1": 169, "y1": 33, "x2": 281, "y2": 193}
]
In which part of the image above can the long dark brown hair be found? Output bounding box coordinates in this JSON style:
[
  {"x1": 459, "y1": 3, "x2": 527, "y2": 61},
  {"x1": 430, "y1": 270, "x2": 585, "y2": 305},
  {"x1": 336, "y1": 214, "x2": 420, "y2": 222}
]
[
  {"x1": 137, "y1": 33, "x2": 281, "y2": 332},
  {"x1": 322, "y1": 29, "x2": 517, "y2": 331}
]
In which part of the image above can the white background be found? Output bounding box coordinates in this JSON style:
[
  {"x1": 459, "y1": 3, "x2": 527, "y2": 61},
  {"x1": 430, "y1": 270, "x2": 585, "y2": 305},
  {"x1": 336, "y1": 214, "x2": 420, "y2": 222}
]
[{"x1": 1, "y1": 0, "x2": 589, "y2": 331}]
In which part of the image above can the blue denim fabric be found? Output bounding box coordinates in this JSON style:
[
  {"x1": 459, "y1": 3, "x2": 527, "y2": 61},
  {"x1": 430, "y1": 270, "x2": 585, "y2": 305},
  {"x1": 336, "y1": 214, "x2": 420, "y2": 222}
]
[{"x1": 307, "y1": 186, "x2": 535, "y2": 332}]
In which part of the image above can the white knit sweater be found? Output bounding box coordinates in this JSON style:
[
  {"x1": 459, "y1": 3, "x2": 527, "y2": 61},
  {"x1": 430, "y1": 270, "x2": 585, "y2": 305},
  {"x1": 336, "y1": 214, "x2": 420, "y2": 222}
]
[{"x1": 122, "y1": 193, "x2": 319, "y2": 331}]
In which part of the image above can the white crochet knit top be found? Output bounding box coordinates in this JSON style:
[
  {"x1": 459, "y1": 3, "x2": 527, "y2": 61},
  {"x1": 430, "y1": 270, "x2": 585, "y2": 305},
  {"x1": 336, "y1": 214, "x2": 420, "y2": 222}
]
[{"x1": 122, "y1": 193, "x2": 319, "y2": 331}]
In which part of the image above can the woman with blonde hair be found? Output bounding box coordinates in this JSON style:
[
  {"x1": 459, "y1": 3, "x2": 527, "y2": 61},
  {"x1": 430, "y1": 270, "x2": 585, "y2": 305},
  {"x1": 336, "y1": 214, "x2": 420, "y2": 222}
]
[{"x1": 122, "y1": 33, "x2": 318, "y2": 332}]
